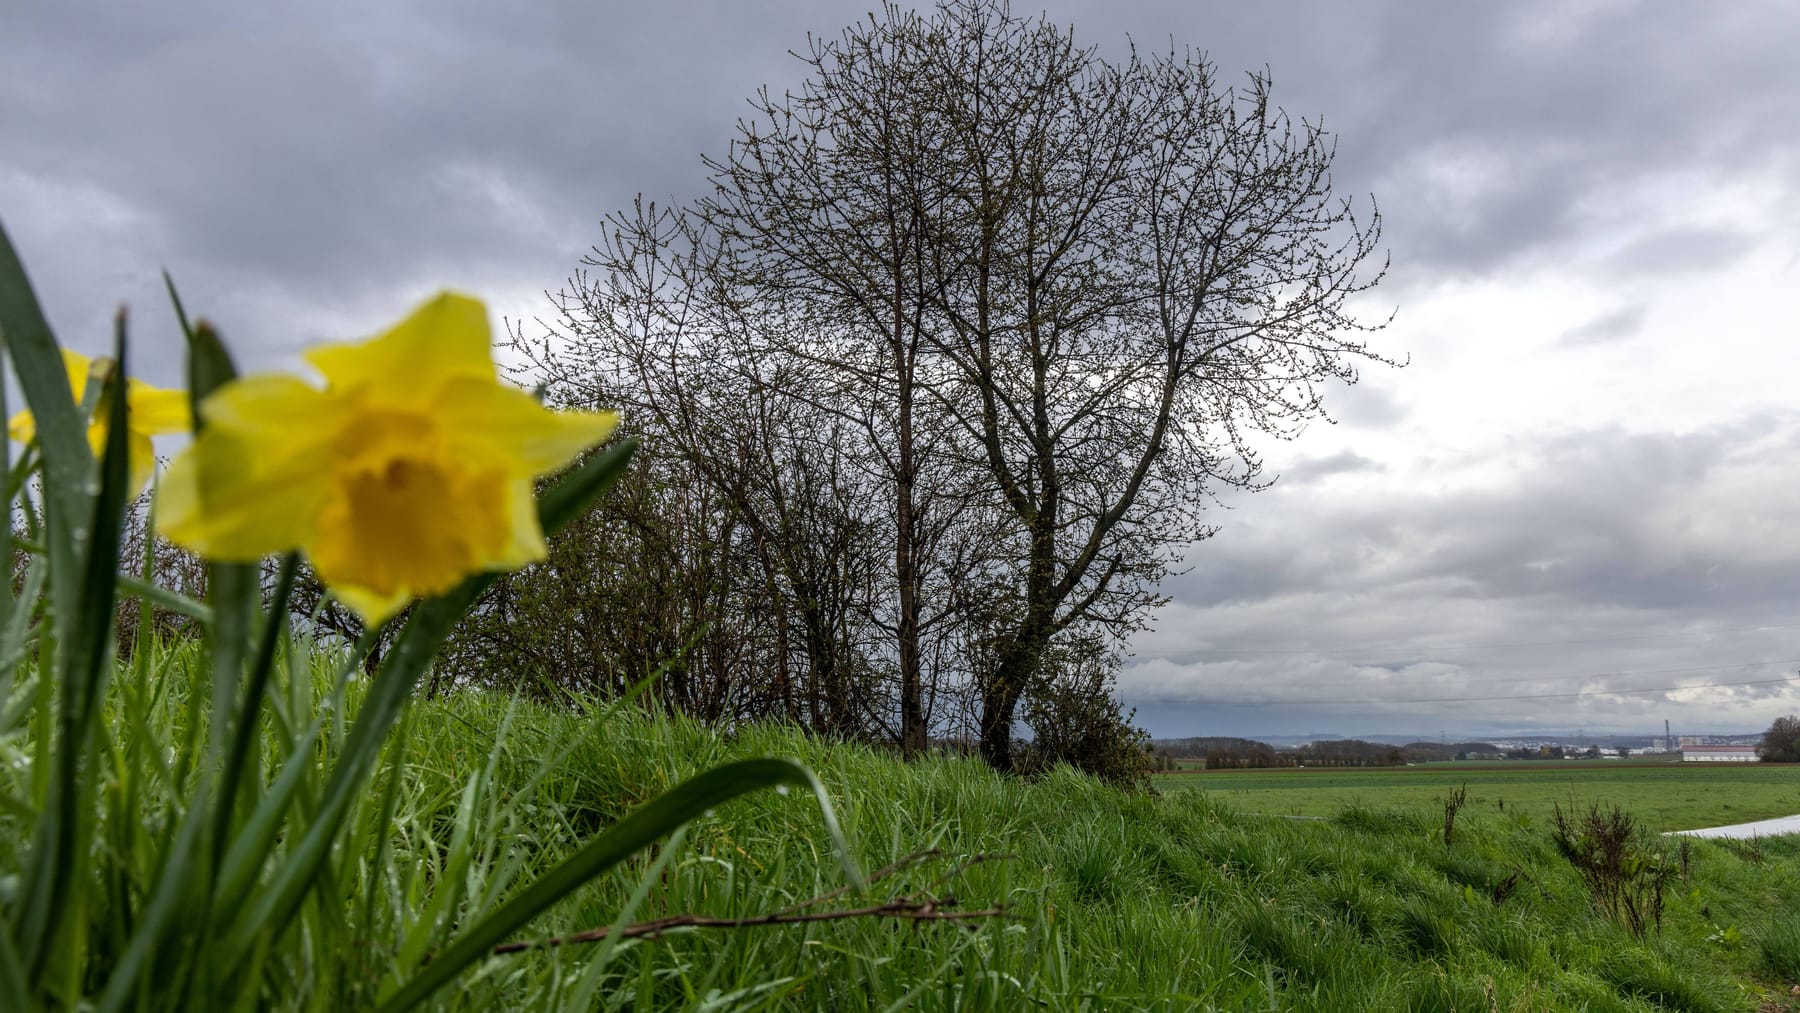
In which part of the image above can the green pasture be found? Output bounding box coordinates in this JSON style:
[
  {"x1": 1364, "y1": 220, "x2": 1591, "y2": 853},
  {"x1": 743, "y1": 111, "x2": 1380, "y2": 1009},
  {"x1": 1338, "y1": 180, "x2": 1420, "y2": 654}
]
[
  {"x1": 1157, "y1": 761, "x2": 1800, "y2": 832},
  {"x1": 9, "y1": 640, "x2": 1800, "y2": 1008}
]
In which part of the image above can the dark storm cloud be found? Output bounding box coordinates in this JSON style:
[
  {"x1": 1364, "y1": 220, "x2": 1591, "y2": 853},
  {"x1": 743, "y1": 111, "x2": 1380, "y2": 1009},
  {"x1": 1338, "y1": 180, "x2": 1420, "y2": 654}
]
[
  {"x1": 1366, "y1": 3, "x2": 1800, "y2": 277},
  {"x1": 9, "y1": 0, "x2": 1798, "y2": 359},
  {"x1": 1132, "y1": 1, "x2": 1800, "y2": 284},
  {"x1": 2, "y1": 0, "x2": 831, "y2": 369}
]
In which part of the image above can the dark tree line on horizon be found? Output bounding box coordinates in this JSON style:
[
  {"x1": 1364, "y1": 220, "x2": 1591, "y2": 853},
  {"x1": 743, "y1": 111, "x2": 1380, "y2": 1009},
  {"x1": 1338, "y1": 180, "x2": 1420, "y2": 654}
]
[
  {"x1": 443, "y1": 0, "x2": 1390, "y2": 779},
  {"x1": 1156, "y1": 738, "x2": 1505, "y2": 770}
]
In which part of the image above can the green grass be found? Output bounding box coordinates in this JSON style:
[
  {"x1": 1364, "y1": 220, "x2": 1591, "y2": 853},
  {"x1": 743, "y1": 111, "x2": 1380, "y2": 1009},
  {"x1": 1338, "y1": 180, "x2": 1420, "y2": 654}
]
[
  {"x1": 1156, "y1": 762, "x2": 1800, "y2": 832},
  {"x1": 12, "y1": 640, "x2": 1800, "y2": 1009}
]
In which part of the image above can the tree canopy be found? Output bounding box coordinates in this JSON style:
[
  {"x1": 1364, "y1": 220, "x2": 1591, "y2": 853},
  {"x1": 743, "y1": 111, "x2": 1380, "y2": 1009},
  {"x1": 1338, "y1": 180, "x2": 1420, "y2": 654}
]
[{"x1": 1760, "y1": 714, "x2": 1800, "y2": 763}]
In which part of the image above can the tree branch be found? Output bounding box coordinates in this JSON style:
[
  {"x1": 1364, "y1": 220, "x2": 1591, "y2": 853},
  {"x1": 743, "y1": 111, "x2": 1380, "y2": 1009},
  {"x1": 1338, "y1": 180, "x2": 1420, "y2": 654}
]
[{"x1": 489, "y1": 849, "x2": 1019, "y2": 955}]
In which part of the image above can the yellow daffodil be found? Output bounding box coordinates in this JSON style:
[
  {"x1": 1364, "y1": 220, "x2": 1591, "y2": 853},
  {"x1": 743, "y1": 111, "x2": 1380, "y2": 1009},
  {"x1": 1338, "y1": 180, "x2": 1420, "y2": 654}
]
[
  {"x1": 6, "y1": 349, "x2": 192, "y2": 494},
  {"x1": 155, "y1": 292, "x2": 618, "y2": 624}
]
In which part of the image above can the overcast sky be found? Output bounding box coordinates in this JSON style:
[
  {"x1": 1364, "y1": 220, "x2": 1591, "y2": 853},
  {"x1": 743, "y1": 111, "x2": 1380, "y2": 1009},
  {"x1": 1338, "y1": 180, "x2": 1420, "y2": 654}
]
[{"x1": 7, "y1": 0, "x2": 1800, "y2": 740}]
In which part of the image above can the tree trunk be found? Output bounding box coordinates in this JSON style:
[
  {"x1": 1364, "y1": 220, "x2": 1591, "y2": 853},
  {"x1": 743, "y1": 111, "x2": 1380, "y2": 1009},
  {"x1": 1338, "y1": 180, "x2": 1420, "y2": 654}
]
[
  {"x1": 895, "y1": 344, "x2": 928, "y2": 759},
  {"x1": 976, "y1": 663, "x2": 1018, "y2": 771}
]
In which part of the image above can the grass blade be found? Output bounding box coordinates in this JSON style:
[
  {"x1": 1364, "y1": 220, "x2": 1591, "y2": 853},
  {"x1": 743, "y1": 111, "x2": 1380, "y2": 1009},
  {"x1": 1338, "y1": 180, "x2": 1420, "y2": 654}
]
[
  {"x1": 212, "y1": 552, "x2": 298, "y2": 862},
  {"x1": 0, "y1": 922, "x2": 26, "y2": 1013},
  {"x1": 538, "y1": 439, "x2": 638, "y2": 535},
  {"x1": 182, "y1": 321, "x2": 236, "y2": 420},
  {"x1": 376, "y1": 757, "x2": 847, "y2": 1012},
  {"x1": 209, "y1": 714, "x2": 327, "y2": 922},
  {"x1": 97, "y1": 310, "x2": 247, "y2": 1008},
  {"x1": 113, "y1": 575, "x2": 211, "y2": 624},
  {"x1": 0, "y1": 221, "x2": 89, "y2": 513},
  {"x1": 20, "y1": 313, "x2": 135, "y2": 988}
]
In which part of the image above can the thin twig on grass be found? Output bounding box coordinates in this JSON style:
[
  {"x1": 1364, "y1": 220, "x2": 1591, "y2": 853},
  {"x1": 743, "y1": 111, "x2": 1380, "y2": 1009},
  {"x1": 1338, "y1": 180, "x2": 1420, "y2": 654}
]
[{"x1": 491, "y1": 848, "x2": 1019, "y2": 955}]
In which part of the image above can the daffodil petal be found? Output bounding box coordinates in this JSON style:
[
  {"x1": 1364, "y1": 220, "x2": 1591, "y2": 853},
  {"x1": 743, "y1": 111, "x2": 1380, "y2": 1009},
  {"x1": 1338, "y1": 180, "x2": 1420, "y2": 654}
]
[
  {"x1": 489, "y1": 479, "x2": 549, "y2": 569},
  {"x1": 8, "y1": 409, "x2": 36, "y2": 444},
  {"x1": 438, "y1": 378, "x2": 619, "y2": 476},
  {"x1": 325, "y1": 581, "x2": 413, "y2": 627},
  {"x1": 199, "y1": 374, "x2": 335, "y2": 434},
  {"x1": 128, "y1": 382, "x2": 193, "y2": 435},
  {"x1": 127, "y1": 431, "x2": 157, "y2": 495},
  {"x1": 155, "y1": 425, "x2": 336, "y2": 560},
  {"x1": 79, "y1": 423, "x2": 159, "y2": 495},
  {"x1": 61, "y1": 349, "x2": 91, "y2": 403},
  {"x1": 304, "y1": 292, "x2": 495, "y2": 402},
  {"x1": 172, "y1": 377, "x2": 341, "y2": 557},
  {"x1": 10, "y1": 350, "x2": 98, "y2": 444},
  {"x1": 156, "y1": 292, "x2": 618, "y2": 616}
]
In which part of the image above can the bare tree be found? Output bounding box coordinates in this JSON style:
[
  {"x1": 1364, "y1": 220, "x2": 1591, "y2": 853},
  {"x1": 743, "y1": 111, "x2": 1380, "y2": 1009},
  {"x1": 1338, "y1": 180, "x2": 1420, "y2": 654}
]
[
  {"x1": 516, "y1": 204, "x2": 902, "y2": 739},
  {"x1": 727, "y1": 0, "x2": 1392, "y2": 768},
  {"x1": 529, "y1": 0, "x2": 1392, "y2": 772},
  {"x1": 690, "y1": 8, "x2": 977, "y2": 757}
]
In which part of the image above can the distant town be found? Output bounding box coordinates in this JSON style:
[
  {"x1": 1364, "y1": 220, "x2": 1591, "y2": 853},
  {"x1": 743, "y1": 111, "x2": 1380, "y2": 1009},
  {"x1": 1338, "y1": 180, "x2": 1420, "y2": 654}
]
[{"x1": 1149, "y1": 728, "x2": 1768, "y2": 769}]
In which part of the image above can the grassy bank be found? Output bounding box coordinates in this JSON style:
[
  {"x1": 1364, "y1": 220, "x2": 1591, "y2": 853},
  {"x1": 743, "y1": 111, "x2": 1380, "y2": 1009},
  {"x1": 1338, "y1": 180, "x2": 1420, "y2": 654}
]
[
  {"x1": 1157, "y1": 764, "x2": 1800, "y2": 833},
  {"x1": 7, "y1": 643, "x2": 1800, "y2": 1010}
]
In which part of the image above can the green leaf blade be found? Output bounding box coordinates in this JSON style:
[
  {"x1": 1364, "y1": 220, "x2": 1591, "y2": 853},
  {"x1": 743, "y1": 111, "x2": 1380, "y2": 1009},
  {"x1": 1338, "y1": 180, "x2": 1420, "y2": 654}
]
[{"x1": 377, "y1": 757, "x2": 843, "y2": 1013}]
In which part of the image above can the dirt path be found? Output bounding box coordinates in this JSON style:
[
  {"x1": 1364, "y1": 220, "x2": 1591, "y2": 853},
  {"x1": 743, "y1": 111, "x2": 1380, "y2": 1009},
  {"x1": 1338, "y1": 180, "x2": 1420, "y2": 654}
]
[{"x1": 1666, "y1": 814, "x2": 1800, "y2": 839}]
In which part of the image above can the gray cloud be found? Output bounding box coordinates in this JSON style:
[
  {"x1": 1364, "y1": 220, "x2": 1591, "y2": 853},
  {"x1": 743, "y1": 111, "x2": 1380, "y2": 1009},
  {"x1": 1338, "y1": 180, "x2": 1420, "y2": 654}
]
[
  {"x1": 1322, "y1": 378, "x2": 1411, "y2": 428},
  {"x1": 1600, "y1": 225, "x2": 1759, "y2": 278},
  {"x1": 7, "y1": 0, "x2": 1800, "y2": 740},
  {"x1": 1121, "y1": 419, "x2": 1800, "y2": 735},
  {"x1": 1171, "y1": 421, "x2": 1800, "y2": 613},
  {"x1": 1559, "y1": 305, "x2": 1645, "y2": 347},
  {"x1": 1275, "y1": 450, "x2": 1386, "y2": 488},
  {"x1": 2, "y1": 0, "x2": 830, "y2": 376},
  {"x1": 1332, "y1": 2, "x2": 1800, "y2": 279},
  {"x1": 10, "y1": 0, "x2": 1799, "y2": 361}
]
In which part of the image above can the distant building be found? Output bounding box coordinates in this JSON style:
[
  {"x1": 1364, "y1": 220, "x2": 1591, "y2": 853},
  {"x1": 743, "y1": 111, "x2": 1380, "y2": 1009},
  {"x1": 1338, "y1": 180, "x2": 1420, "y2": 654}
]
[{"x1": 1680, "y1": 744, "x2": 1759, "y2": 763}]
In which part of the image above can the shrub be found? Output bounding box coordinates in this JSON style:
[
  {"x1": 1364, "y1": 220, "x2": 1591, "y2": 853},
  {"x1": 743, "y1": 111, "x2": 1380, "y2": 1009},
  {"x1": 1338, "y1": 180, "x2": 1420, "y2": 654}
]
[
  {"x1": 1550, "y1": 802, "x2": 1672, "y2": 937},
  {"x1": 1016, "y1": 650, "x2": 1155, "y2": 789},
  {"x1": 1440, "y1": 782, "x2": 1468, "y2": 847}
]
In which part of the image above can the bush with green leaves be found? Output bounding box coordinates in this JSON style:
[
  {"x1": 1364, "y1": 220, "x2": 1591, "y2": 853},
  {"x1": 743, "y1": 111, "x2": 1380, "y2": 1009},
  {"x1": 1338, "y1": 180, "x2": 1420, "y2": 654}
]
[{"x1": 1016, "y1": 638, "x2": 1155, "y2": 789}]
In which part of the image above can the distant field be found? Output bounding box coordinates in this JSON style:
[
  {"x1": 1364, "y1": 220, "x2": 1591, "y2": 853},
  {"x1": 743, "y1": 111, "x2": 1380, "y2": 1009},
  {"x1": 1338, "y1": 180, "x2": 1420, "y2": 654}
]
[{"x1": 1156, "y1": 760, "x2": 1800, "y2": 832}]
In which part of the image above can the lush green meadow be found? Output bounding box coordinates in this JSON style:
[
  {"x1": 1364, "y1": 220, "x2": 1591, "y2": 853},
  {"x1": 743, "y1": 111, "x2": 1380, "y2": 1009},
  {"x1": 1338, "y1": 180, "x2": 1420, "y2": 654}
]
[
  {"x1": 13, "y1": 641, "x2": 1800, "y2": 1009},
  {"x1": 1157, "y1": 762, "x2": 1800, "y2": 833}
]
